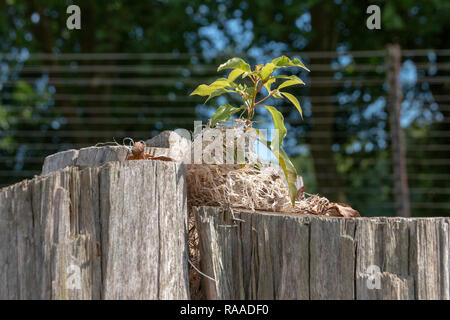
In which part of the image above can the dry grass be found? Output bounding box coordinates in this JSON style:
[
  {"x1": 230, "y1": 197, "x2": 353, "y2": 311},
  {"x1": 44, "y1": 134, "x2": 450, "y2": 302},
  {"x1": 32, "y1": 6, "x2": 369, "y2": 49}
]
[
  {"x1": 186, "y1": 163, "x2": 335, "y2": 215},
  {"x1": 185, "y1": 122, "x2": 359, "y2": 298}
]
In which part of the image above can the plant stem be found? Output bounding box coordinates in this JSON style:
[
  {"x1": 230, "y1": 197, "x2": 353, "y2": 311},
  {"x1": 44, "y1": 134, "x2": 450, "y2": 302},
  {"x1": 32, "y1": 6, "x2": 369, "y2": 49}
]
[
  {"x1": 255, "y1": 90, "x2": 276, "y2": 106},
  {"x1": 249, "y1": 78, "x2": 259, "y2": 121}
]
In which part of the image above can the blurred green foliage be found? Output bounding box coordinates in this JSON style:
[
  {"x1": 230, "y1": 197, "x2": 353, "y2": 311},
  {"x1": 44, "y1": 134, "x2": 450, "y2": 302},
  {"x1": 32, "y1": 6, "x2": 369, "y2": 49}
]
[{"x1": 0, "y1": 0, "x2": 449, "y2": 216}]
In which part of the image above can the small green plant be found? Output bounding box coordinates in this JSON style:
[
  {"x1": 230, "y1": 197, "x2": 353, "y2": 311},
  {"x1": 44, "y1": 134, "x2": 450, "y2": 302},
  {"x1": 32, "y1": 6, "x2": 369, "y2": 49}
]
[{"x1": 190, "y1": 56, "x2": 309, "y2": 205}]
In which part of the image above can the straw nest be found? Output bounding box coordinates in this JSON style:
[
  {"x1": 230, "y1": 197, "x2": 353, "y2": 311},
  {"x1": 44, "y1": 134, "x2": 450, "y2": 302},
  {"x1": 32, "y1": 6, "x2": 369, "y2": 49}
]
[
  {"x1": 187, "y1": 163, "x2": 334, "y2": 215},
  {"x1": 185, "y1": 121, "x2": 359, "y2": 216},
  {"x1": 185, "y1": 121, "x2": 359, "y2": 298}
]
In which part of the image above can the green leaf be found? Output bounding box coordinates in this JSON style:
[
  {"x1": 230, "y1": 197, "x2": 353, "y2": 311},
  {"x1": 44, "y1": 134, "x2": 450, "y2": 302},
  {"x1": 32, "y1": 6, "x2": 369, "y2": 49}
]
[
  {"x1": 276, "y1": 147, "x2": 298, "y2": 205},
  {"x1": 190, "y1": 78, "x2": 232, "y2": 96},
  {"x1": 264, "y1": 78, "x2": 276, "y2": 93},
  {"x1": 262, "y1": 106, "x2": 287, "y2": 148},
  {"x1": 276, "y1": 74, "x2": 304, "y2": 82},
  {"x1": 190, "y1": 84, "x2": 213, "y2": 96},
  {"x1": 280, "y1": 92, "x2": 303, "y2": 119},
  {"x1": 255, "y1": 129, "x2": 298, "y2": 206},
  {"x1": 291, "y1": 58, "x2": 310, "y2": 72},
  {"x1": 217, "y1": 57, "x2": 251, "y2": 72},
  {"x1": 272, "y1": 55, "x2": 310, "y2": 72},
  {"x1": 278, "y1": 80, "x2": 301, "y2": 90},
  {"x1": 259, "y1": 63, "x2": 276, "y2": 81},
  {"x1": 246, "y1": 86, "x2": 256, "y2": 97},
  {"x1": 272, "y1": 56, "x2": 292, "y2": 67},
  {"x1": 273, "y1": 75, "x2": 292, "y2": 80},
  {"x1": 205, "y1": 88, "x2": 233, "y2": 102},
  {"x1": 277, "y1": 76, "x2": 305, "y2": 90},
  {"x1": 209, "y1": 78, "x2": 231, "y2": 87},
  {"x1": 12, "y1": 81, "x2": 36, "y2": 102},
  {"x1": 228, "y1": 69, "x2": 244, "y2": 82},
  {"x1": 211, "y1": 104, "x2": 243, "y2": 127}
]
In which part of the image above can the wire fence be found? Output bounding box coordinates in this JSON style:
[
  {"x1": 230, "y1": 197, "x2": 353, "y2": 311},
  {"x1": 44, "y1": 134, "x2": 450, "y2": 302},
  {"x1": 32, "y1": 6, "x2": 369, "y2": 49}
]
[{"x1": 0, "y1": 49, "x2": 449, "y2": 216}]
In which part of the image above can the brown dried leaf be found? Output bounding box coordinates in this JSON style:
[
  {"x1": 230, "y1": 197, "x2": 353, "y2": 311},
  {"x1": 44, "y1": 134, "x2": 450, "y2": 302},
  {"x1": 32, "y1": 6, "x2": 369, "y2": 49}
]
[
  {"x1": 324, "y1": 202, "x2": 360, "y2": 217},
  {"x1": 126, "y1": 153, "x2": 173, "y2": 162},
  {"x1": 131, "y1": 141, "x2": 146, "y2": 156},
  {"x1": 295, "y1": 186, "x2": 306, "y2": 200},
  {"x1": 150, "y1": 156, "x2": 173, "y2": 162},
  {"x1": 125, "y1": 141, "x2": 173, "y2": 162}
]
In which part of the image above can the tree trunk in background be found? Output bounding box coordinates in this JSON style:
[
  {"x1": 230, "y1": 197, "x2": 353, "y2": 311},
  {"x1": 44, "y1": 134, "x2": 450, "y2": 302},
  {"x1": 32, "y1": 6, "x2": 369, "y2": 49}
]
[
  {"x1": 308, "y1": 1, "x2": 346, "y2": 202},
  {"x1": 26, "y1": 0, "x2": 84, "y2": 144},
  {"x1": 386, "y1": 44, "x2": 411, "y2": 217}
]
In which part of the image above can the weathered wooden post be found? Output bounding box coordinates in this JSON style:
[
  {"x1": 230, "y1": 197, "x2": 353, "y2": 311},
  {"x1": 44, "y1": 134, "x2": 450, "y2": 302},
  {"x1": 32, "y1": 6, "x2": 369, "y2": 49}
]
[
  {"x1": 194, "y1": 207, "x2": 449, "y2": 300},
  {"x1": 0, "y1": 146, "x2": 189, "y2": 299}
]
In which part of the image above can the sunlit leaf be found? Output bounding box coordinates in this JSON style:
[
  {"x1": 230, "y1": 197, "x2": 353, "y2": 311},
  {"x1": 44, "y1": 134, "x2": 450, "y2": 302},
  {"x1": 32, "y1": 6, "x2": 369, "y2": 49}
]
[
  {"x1": 291, "y1": 57, "x2": 310, "y2": 72},
  {"x1": 272, "y1": 55, "x2": 310, "y2": 72},
  {"x1": 189, "y1": 84, "x2": 212, "y2": 96},
  {"x1": 277, "y1": 77, "x2": 305, "y2": 90},
  {"x1": 205, "y1": 88, "x2": 233, "y2": 102},
  {"x1": 264, "y1": 78, "x2": 276, "y2": 93},
  {"x1": 276, "y1": 147, "x2": 298, "y2": 205},
  {"x1": 190, "y1": 78, "x2": 232, "y2": 96},
  {"x1": 209, "y1": 78, "x2": 231, "y2": 87},
  {"x1": 228, "y1": 69, "x2": 244, "y2": 82},
  {"x1": 255, "y1": 128, "x2": 298, "y2": 206},
  {"x1": 280, "y1": 92, "x2": 303, "y2": 118},
  {"x1": 276, "y1": 74, "x2": 304, "y2": 83},
  {"x1": 211, "y1": 104, "x2": 243, "y2": 127},
  {"x1": 272, "y1": 55, "x2": 292, "y2": 67},
  {"x1": 262, "y1": 106, "x2": 287, "y2": 147},
  {"x1": 259, "y1": 63, "x2": 276, "y2": 81},
  {"x1": 217, "y1": 57, "x2": 251, "y2": 72}
]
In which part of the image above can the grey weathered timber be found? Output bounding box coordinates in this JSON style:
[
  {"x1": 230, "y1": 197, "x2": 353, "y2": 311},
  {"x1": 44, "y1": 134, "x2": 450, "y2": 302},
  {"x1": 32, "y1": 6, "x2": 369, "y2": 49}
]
[
  {"x1": 41, "y1": 145, "x2": 171, "y2": 176},
  {"x1": 146, "y1": 130, "x2": 174, "y2": 148},
  {"x1": 194, "y1": 207, "x2": 450, "y2": 300},
  {"x1": 0, "y1": 160, "x2": 189, "y2": 300},
  {"x1": 41, "y1": 149, "x2": 79, "y2": 175}
]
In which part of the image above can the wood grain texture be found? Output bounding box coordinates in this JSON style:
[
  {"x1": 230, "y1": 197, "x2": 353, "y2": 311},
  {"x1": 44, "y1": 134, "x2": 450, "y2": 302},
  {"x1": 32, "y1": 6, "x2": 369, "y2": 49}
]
[
  {"x1": 0, "y1": 160, "x2": 189, "y2": 300},
  {"x1": 41, "y1": 146, "x2": 171, "y2": 176},
  {"x1": 41, "y1": 149, "x2": 79, "y2": 175},
  {"x1": 194, "y1": 207, "x2": 450, "y2": 300}
]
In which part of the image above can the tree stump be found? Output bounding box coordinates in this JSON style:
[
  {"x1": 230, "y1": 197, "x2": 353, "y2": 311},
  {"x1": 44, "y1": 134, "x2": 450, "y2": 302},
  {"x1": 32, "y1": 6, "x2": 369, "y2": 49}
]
[
  {"x1": 194, "y1": 206, "x2": 449, "y2": 300},
  {"x1": 0, "y1": 155, "x2": 189, "y2": 299},
  {"x1": 2, "y1": 138, "x2": 449, "y2": 300}
]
